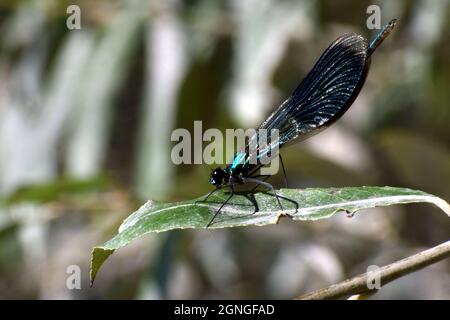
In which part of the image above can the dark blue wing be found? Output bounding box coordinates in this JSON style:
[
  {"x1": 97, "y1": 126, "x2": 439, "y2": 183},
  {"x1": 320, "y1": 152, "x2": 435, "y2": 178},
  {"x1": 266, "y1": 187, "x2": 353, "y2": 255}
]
[{"x1": 258, "y1": 33, "x2": 369, "y2": 147}]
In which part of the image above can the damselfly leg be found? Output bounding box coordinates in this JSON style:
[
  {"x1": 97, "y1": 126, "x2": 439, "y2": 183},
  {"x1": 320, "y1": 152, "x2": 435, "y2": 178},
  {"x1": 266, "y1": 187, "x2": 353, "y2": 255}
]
[
  {"x1": 206, "y1": 184, "x2": 235, "y2": 228},
  {"x1": 243, "y1": 177, "x2": 299, "y2": 213},
  {"x1": 279, "y1": 153, "x2": 289, "y2": 188},
  {"x1": 196, "y1": 185, "x2": 226, "y2": 203}
]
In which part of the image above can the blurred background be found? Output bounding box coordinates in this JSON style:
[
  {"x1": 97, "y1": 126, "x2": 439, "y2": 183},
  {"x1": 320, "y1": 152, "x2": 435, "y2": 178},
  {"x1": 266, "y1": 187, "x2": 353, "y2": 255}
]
[{"x1": 0, "y1": 0, "x2": 449, "y2": 299}]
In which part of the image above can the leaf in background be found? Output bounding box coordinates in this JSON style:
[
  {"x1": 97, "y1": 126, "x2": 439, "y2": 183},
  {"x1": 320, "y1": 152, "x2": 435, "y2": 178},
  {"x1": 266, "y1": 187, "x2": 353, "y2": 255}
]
[{"x1": 90, "y1": 186, "x2": 450, "y2": 284}]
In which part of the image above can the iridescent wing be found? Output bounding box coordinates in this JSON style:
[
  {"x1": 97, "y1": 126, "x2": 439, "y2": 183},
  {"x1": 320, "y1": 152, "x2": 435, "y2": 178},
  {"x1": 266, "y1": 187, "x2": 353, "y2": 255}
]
[
  {"x1": 244, "y1": 20, "x2": 397, "y2": 169},
  {"x1": 259, "y1": 33, "x2": 369, "y2": 147}
]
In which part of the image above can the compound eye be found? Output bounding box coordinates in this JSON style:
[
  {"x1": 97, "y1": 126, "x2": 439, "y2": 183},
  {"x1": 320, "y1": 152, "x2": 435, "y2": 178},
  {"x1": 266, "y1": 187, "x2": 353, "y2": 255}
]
[{"x1": 210, "y1": 169, "x2": 224, "y2": 186}]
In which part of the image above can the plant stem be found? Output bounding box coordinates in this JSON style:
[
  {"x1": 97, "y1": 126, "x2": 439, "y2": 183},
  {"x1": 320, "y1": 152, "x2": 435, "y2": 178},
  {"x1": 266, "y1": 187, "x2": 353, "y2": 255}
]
[{"x1": 295, "y1": 240, "x2": 450, "y2": 300}]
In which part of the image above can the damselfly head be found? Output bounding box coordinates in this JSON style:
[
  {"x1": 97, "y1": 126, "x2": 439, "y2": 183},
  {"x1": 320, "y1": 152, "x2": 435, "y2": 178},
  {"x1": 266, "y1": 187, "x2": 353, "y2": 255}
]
[{"x1": 210, "y1": 168, "x2": 226, "y2": 187}]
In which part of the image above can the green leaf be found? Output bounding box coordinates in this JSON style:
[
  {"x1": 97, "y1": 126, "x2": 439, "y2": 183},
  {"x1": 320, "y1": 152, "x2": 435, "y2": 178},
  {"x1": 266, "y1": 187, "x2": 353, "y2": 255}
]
[{"x1": 90, "y1": 186, "x2": 450, "y2": 284}]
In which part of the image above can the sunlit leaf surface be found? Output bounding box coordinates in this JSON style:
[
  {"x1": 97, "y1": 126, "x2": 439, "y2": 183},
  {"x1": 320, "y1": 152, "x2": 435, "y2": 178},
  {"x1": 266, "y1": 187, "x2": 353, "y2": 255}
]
[{"x1": 90, "y1": 186, "x2": 450, "y2": 284}]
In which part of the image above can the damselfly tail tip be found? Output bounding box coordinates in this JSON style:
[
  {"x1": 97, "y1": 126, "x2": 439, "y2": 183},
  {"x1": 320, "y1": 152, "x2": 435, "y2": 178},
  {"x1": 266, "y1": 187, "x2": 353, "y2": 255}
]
[
  {"x1": 367, "y1": 18, "x2": 398, "y2": 57},
  {"x1": 388, "y1": 18, "x2": 397, "y2": 26},
  {"x1": 386, "y1": 18, "x2": 397, "y2": 33}
]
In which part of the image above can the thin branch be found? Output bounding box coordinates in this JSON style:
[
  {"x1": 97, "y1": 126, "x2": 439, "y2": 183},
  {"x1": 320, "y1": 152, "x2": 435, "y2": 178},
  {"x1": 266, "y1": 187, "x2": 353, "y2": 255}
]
[{"x1": 295, "y1": 240, "x2": 450, "y2": 300}]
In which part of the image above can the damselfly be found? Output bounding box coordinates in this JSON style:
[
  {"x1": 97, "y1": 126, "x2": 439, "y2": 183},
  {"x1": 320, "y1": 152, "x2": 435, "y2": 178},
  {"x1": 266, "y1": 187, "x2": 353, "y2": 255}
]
[{"x1": 202, "y1": 19, "x2": 397, "y2": 227}]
